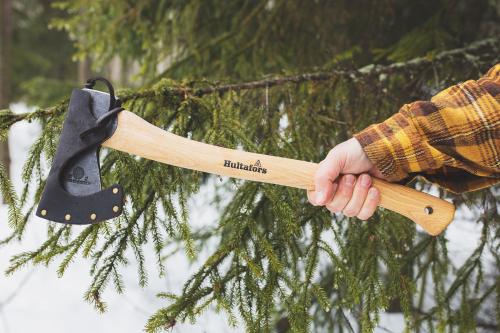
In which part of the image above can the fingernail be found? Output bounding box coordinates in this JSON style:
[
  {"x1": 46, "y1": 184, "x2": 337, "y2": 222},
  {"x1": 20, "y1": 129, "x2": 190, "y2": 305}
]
[
  {"x1": 345, "y1": 175, "x2": 355, "y2": 186},
  {"x1": 361, "y1": 174, "x2": 371, "y2": 187},
  {"x1": 315, "y1": 191, "x2": 325, "y2": 203}
]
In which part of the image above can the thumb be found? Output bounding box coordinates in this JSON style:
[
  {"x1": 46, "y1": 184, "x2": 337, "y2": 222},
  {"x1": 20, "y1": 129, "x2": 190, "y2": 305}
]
[{"x1": 313, "y1": 152, "x2": 343, "y2": 205}]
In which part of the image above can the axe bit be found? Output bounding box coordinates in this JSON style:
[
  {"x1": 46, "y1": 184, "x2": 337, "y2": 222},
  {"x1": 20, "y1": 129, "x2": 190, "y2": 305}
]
[{"x1": 36, "y1": 78, "x2": 455, "y2": 235}]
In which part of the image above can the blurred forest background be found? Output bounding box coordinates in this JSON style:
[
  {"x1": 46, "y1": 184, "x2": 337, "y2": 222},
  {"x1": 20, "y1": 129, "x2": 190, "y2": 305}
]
[{"x1": 0, "y1": 1, "x2": 499, "y2": 332}]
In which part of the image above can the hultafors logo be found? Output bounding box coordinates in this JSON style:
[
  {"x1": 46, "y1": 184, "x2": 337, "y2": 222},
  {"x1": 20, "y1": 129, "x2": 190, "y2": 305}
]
[
  {"x1": 67, "y1": 166, "x2": 91, "y2": 185},
  {"x1": 223, "y1": 159, "x2": 267, "y2": 174}
]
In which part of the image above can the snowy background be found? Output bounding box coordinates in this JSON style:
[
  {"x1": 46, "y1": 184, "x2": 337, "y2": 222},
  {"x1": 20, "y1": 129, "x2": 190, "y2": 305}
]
[{"x1": 0, "y1": 103, "x2": 489, "y2": 333}]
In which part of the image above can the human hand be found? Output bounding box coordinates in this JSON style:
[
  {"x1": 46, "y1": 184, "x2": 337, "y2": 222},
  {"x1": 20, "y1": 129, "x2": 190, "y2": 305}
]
[{"x1": 307, "y1": 138, "x2": 384, "y2": 220}]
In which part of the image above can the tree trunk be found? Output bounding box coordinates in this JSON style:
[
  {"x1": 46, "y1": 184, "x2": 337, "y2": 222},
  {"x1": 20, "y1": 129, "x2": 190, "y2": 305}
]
[
  {"x1": 0, "y1": 0, "x2": 13, "y2": 199},
  {"x1": 78, "y1": 58, "x2": 92, "y2": 83},
  {"x1": 109, "y1": 56, "x2": 123, "y2": 85}
]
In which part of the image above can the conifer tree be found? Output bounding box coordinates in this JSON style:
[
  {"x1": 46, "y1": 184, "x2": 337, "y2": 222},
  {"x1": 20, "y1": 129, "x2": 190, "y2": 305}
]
[{"x1": 1, "y1": 1, "x2": 499, "y2": 332}]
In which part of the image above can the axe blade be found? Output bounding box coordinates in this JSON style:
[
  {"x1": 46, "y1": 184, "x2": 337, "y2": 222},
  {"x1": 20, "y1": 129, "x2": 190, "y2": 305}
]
[{"x1": 36, "y1": 87, "x2": 124, "y2": 225}]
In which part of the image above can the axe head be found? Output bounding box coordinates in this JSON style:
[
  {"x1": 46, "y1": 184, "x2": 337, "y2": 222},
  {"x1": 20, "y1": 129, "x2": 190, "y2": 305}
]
[{"x1": 36, "y1": 83, "x2": 124, "y2": 225}]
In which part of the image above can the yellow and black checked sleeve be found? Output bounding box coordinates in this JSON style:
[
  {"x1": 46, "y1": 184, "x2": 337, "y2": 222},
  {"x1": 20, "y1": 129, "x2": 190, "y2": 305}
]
[{"x1": 354, "y1": 64, "x2": 500, "y2": 193}]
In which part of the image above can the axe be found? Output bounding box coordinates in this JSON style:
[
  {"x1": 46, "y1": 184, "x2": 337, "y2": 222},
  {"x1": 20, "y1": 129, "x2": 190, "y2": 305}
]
[{"x1": 36, "y1": 78, "x2": 455, "y2": 235}]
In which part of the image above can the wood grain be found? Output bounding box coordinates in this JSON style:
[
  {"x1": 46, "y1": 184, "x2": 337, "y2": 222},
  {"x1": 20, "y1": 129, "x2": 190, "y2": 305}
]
[{"x1": 103, "y1": 111, "x2": 455, "y2": 235}]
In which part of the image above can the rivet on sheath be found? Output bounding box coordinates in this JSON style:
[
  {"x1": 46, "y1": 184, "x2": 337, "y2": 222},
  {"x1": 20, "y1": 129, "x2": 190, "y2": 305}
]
[
  {"x1": 40, "y1": 209, "x2": 47, "y2": 216},
  {"x1": 65, "y1": 214, "x2": 71, "y2": 221},
  {"x1": 90, "y1": 213, "x2": 97, "y2": 220},
  {"x1": 112, "y1": 188, "x2": 119, "y2": 194},
  {"x1": 112, "y1": 206, "x2": 119, "y2": 213},
  {"x1": 424, "y1": 206, "x2": 433, "y2": 215}
]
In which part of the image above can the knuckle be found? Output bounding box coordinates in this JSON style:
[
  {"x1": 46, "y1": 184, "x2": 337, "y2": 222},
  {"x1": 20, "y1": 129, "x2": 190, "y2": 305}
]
[
  {"x1": 357, "y1": 213, "x2": 369, "y2": 220},
  {"x1": 326, "y1": 206, "x2": 338, "y2": 214},
  {"x1": 314, "y1": 169, "x2": 327, "y2": 183},
  {"x1": 360, "y1": 174, "x2": 372, "y2": 187},
  {"x1": 314, "y1": 173, "x2": 322, "y2": 183},
  {"x1": 339, "y1": 186, "x2": 353, "y2": 197},
  {"x1": 367, "y1": 188, "x2": 380, "y2": 203},
  {"x1": 326, "y1": 202, "x2": 342, "y2": 213},
  {"x1": 343, "y1": 208, "x2": 357, "y2": 217}
]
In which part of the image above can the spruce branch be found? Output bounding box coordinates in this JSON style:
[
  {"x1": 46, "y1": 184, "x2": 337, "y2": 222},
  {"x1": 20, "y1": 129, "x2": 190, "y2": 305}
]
[
  {"x1": 174, "y1": 36, "x2": 499, "y2": 96},
  {"x1": 412, "y1": 306, "x2": 498, "y2": 330},
  {"x1": 6, "y1": 37, "x2": 498, "y2": 125},
  {"x1": 85, "y1": 191, "x2": 156, "y2": 312},
  {"x1": 114, "y1": 37, "x2": 500, "y2": 99},
  {"x1": 0, "y1": 163, "x2": 22, "y2": 230}
]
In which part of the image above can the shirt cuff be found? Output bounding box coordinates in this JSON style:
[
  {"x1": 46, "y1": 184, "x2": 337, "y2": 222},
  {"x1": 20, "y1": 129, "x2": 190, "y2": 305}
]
[{"x1": 353, "y1": 102, "x2": 440, "y2": 182}]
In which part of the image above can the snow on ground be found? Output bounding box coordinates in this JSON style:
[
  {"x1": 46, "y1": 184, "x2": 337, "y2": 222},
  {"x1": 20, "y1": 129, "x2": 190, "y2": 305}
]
[
  {"x1": 1, "y1": 103, "x2": 239, "y2": 333},
  {"x1": 0, "y1": 103, "x2": 489, "y2": 333}
]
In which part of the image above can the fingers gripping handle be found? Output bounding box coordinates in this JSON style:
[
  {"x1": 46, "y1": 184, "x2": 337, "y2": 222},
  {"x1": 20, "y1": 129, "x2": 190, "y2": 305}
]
[
  {"x1": 260, "y1": 160, "x2": 454, "y2": 235},
  {"x1": 103, "y1": 111, "x2": 455, "y2": 235}
]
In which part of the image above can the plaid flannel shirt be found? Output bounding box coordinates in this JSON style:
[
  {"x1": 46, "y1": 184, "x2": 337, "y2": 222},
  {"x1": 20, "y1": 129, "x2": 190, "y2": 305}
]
[{"x1": 354, "y1": 64, "x2": 500, "y2": 193}]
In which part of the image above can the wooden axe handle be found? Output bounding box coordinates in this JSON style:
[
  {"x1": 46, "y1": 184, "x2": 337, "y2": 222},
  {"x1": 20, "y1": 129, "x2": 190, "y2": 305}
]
[{"x1": 103, "y1": 111, "x2": 455, "y2": 235}]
